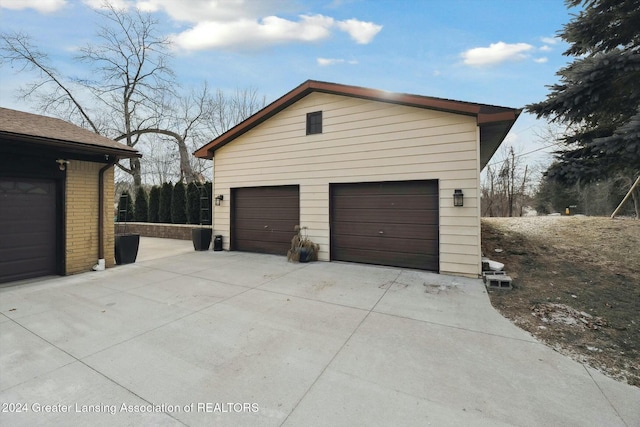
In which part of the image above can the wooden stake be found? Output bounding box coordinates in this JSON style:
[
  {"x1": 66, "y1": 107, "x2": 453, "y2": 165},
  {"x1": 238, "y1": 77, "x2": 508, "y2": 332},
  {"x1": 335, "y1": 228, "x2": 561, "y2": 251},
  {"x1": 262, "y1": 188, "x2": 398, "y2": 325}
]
[{"x1": 610, "y1": 175, "x2": 640, "y2": 219}]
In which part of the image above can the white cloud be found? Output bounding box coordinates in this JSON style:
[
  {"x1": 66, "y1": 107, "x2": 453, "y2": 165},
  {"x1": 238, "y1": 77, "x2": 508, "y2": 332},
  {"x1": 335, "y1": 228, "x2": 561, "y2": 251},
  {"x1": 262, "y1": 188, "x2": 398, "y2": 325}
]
[
  {"x1": 83, "y1": 0, "x2": 132, "y2": 9},
  {"x1": 540, "y1": 36, "x2": 559, "y2": 45},
  {"x1": 534, "y1": 57, "x2": 548, "y2": 63},
  {"x1": 539, "y1": 45, "x2": 552, "y2": 52},
  {"x1": 0, "y1": 0, "x2": 67, "y2": 13},
  {"x1": 171, "y1": 14, "x2": 338, "y2": 50},
  {"x1": 317, "y1": 57, "x2": 358, "y2": 66},
  {"x1": 461, "y1": 41, "x2": 533, "y2": 66},
  {"x1": 318, "y1": 58, "x2": 343, "y2": 66},
  {"x1": 82, "y1": 0, "x2": 381, "y2": 51},
  {"x1": 336, "y1": 19, "x2": 382, "y2": 44},
  {"x1": 171, "y1": 13, "x2": 381, "y2": 51},
  {"x1": 131, "y1": 0, "x2": 290, "y2": 23}
]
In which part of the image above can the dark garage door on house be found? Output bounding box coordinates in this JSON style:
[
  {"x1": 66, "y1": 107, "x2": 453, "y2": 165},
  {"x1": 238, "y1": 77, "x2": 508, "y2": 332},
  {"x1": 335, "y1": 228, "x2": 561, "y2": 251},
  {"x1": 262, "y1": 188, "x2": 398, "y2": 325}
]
[
  {"x1": 0, "y1": 178, "x2": 58, "y2": 283},
  {"x1": 330, "y1": 180, "x2": 439, "y2": 271},
  {"x1": 231, "y1": 185, "x2": 299, "y2": 255}
]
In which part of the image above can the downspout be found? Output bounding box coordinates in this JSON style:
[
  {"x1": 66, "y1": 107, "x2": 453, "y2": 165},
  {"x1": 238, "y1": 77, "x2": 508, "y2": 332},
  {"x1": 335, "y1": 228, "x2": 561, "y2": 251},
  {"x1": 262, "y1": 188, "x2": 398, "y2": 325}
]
[{"x1": 93, "y1": 156, "x2": 117, "y2": 271}]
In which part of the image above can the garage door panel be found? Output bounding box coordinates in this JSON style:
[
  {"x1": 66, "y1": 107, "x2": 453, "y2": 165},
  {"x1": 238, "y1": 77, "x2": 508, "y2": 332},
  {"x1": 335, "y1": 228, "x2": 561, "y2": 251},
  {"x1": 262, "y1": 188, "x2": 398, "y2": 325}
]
[
  {"x1": 331, "y1": 180, "x2": 439, "y2": 271},
  {"x1": 235, "y1": 208, "x2": 299, "y2": 221},
  {"x1": 332, "y1": 222, "x2": 438, "y2": 240},
  {"x1": 235, "y1": 196, "x2": 299, "y2": 210},
  {"x1": 332, "y1": 182, "x2": 438, "y2": 197},
  {"x1": 332, "y1": 208, "x2": 438, "y2": 225},
  {"x1": 332, "y1": 234, "x2": 438, "y2": 255},
  {"x1": 232, "y1": 185, "x2": 299, "y2": 255},
  {"x1": 332, "y1": 194, "x2": 437, "y2": 210},
  {"x1": 2, "y1": 242, "x2": 56, "y2": 261},
  {"x1": 232, "y1": 218, "x2": 297, "y2": 232},
  {"x1": 234, "y1": 230, "x2": 293, "y2": 243},
  {"x1": 335, "y1": 247, "x2": 438, "y2": 271}
]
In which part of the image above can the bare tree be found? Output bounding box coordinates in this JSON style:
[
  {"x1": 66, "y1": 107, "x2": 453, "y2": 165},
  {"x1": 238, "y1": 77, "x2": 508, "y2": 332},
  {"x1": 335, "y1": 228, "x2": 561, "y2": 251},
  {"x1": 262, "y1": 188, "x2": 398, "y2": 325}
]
[
  {"x1": 1, "y1": 5, "x2": 267, "y2": 187},
  {"x1": 0, "y1": 5, "x2": 193, "y2": 186},
  {"x1": 207, "y1": 87, "x2": 266, "y2": 136},
  {"x1": 482, "y1": 145, "x2": 536, "y2": 217}
]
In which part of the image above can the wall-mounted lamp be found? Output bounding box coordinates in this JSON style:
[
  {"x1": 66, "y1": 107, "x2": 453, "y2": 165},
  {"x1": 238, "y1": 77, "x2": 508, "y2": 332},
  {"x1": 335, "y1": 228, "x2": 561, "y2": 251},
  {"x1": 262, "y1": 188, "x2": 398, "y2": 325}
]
[
  {"x1": 453, "y1": 189, "x2": 464, "y2": 207},
  {"x1": 56, "y1": 159, "x2": 70, "y2": 171},
  {"x1": 215, "y1": 194, "x2": 224, "y2": 206}
]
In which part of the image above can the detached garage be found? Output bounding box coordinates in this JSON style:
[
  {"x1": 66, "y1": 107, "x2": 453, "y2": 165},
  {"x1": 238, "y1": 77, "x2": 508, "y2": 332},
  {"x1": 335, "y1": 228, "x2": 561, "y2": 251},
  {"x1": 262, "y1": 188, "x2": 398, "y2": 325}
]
[
  {"x1": 195, "y1": 80, "x2": 520, "y2": 277},
  {"x1": 0, "y1": 107, "x2": 140, "y2": 284}
]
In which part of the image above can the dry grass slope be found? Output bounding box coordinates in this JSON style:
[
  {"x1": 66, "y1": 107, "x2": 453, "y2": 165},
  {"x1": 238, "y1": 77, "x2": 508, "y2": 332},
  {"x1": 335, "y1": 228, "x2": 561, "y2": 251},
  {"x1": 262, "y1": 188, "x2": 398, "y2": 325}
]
[{"x1": 482, "y1": 216, "x2": 640, "y2": 387}]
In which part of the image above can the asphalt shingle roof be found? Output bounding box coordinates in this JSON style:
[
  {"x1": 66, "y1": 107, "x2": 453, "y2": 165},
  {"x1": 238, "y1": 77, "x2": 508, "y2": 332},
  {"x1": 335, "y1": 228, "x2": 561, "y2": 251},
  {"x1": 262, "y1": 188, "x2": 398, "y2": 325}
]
[{"x1": 0, "y1": 107, "x2": 139, "y2": 157}]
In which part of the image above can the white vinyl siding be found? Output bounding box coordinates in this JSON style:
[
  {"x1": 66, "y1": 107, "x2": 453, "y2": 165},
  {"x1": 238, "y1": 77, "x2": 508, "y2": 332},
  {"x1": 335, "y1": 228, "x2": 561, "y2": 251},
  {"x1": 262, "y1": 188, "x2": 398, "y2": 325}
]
[{"x1": 213, "y1": 92, "x2": 482, "y2": 277}]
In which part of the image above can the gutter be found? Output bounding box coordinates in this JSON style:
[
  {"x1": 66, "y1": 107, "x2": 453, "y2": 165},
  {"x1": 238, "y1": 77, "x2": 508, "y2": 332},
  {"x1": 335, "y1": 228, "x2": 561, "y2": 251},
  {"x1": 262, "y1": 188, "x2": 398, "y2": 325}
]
[{"x1": 93, "y1": 156, "x2": 117, "y2": 271}]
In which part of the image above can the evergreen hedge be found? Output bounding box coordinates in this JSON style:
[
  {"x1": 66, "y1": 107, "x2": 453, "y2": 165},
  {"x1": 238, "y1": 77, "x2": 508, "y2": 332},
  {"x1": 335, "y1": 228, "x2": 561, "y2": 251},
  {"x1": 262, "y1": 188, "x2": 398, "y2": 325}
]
[
  {"x1": 148, "y1": 186, "x2": 160, "y2": 223},
  {"x1": 123, "y1": 181, "x2": 213, "y2": 224},
  {"x1": 159, "y1": 182, "x2": 173, "y2": 223},
  {"x1": 186, "y1": 182, "x2": 200, "y2": 224},
  {"x1": 171, "y1": 182, "x2": 187, "y2": 224},
  {"x1": 133, "y1": 186, "x2": 148, "y2": 222}
]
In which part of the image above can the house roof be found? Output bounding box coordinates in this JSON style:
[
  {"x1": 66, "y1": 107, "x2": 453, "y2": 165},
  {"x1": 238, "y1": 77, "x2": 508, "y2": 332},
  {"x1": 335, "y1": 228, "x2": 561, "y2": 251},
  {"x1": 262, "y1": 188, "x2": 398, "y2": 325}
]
[
  {"x1": 194, "y1": 80, "x2": 521, "y2": 168},
  {"x1": 0, "y1": 107, "x2": 140, "y2": 158}
]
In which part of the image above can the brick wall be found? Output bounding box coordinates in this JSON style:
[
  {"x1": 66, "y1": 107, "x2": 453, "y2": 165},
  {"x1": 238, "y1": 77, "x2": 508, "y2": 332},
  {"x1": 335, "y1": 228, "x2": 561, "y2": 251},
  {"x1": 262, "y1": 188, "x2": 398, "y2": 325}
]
[
  {"x1": 65, "y1": 161, "x2": 114, "y2": 274},
  {"x1": 115, "y1": 223, "x2": 211, "y2": 240}
]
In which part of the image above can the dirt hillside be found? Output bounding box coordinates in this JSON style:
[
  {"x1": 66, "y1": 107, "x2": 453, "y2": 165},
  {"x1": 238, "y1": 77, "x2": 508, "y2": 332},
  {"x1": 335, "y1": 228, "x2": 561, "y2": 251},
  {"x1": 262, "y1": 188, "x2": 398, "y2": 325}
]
[{"x1": 481, "y1": 216, "x2": 639, "y2": 387}]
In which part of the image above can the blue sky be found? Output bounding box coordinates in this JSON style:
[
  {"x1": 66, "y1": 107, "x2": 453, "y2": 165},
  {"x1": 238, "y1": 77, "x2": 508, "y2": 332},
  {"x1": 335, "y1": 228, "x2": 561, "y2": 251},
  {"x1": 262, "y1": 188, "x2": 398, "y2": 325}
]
[{"x1": 0, "y1": 0, "x2": 578, "y2": 171}]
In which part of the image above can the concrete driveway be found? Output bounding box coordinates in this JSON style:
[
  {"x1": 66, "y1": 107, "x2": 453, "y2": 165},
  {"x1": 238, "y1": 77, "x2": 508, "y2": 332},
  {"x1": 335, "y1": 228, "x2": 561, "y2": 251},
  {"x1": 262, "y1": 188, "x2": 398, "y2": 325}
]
[{"x1": 1, "y1": 238, "x2": 638, "y2": 426}]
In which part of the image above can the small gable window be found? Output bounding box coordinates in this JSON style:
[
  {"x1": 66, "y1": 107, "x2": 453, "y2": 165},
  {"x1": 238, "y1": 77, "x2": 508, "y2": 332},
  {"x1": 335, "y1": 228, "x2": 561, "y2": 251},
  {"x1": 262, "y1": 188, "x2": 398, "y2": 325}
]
[{"x1": 306, "y1": 111, "x2": 322, "y2": 135}]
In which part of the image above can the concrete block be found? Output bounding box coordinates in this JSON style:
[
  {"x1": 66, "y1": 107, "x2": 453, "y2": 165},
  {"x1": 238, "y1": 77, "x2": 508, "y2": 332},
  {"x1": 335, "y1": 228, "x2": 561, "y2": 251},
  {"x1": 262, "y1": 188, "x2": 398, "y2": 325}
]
[
  {"x1": 482, "y1": 270, "x2": 506, "y2": 283},
  {"x1": 485, "y1": 274, "x2": 513, "y2": 289}
]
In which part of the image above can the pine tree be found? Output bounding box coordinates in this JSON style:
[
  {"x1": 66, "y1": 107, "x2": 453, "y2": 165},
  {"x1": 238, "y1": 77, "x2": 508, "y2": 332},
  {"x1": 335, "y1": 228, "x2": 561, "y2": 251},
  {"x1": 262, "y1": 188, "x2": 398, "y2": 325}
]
[
  {"x1": 159, "y1": 182, "x2": 173, "y2": 223},
  {"x1": 186, "y1": 182, "x2": 200, "y2": 224},
  {"x1": 148, "y1": 186, "x2": 160, "y2": 223},
  {"x1": 171, "y1": 182, "x2": 187, "y2": 224},
  {"x1": 133, "y1": 186, "x2": 148, "y2": 222},
  {"x1": 526, "y1": 0, "x2": 640, "y2": 184}
]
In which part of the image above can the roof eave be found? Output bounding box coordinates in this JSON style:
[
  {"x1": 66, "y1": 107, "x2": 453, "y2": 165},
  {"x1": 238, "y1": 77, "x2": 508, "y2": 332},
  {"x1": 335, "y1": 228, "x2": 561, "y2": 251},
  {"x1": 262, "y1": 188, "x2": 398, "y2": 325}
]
[
  {"x1": 478, "y1": 109, "x2": 522, "y2": 170},
  {"x1": 0, "y1": 131, "x2": 141, "y2": 159}
]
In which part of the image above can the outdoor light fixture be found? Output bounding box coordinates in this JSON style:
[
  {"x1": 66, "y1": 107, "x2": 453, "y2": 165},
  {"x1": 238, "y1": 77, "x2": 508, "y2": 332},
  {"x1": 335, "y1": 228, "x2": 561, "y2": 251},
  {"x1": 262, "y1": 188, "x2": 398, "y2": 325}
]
[
  {"x1": 215, "y1": 194, "x2": 224, "y2": 206},
  {"x1": 453, "y1": 189, "x2": 464, "y2": 207},
  {"x1": 56, "y1": 159, "x2": 70, "y2": 171}
]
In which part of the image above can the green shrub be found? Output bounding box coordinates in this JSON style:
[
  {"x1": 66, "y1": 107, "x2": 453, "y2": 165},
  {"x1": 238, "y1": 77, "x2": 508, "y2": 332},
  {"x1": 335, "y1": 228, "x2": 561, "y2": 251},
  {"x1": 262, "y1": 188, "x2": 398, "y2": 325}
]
[
  {"x1": 148, "y1": 186, "x2": 160, "y2": 223},
  {"x1": 133, "y1": 186, "x2": 148, "y2": 222},
  {"x1": 117, "y1": 190, "x2": 134, "y2": 222},
  {"x1": 187, "y1": 182, "x2": 200, "y2": 224},
  {"x1": 171, "y1": 182, "x2": 187, "y2": 224},
  {"x1": 159, "y1": 182, "x2": 173, "y2": 223}
]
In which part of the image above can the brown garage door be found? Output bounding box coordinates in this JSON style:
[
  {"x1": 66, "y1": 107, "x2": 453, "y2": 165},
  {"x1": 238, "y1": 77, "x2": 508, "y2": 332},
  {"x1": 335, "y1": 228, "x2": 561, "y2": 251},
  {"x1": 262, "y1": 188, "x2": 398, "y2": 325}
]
[
  {"x1": 0, "y1": 178, "x2": 58, "y2": 283},
  {"x1": 231, "y1": 185, "x2": 299, "y2": 255},
  {"x1": 330, "y1": 180, "x2": 439, "y2": 271}
]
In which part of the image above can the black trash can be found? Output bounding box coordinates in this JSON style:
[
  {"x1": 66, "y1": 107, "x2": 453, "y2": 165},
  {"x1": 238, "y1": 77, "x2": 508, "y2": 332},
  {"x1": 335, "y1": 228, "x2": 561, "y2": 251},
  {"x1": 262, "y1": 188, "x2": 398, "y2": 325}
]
[{"x1": 213, "y1": 235, "x2": 223, "y2": 251}]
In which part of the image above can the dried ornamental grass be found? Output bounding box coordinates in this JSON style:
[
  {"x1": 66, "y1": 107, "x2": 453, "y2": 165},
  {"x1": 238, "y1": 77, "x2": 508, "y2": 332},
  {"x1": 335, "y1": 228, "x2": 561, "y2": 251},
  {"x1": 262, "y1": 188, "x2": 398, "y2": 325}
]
[{"x1": 287, "y1": 225, "x2": 319, "y2": 262}]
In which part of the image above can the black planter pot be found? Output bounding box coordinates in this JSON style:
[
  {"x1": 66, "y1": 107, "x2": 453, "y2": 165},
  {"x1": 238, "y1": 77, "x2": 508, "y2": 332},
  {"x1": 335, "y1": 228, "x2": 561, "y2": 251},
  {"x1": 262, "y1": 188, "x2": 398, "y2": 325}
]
[
  {"x1": 115, "y1": 233, "x2": 140, "y2": 265},
  {"x1": 298, "y1": 247, "x2": 311, "y2": 263},
  {"x1": 192, "y1": 228, "x2": 212, "y2": 251}
]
